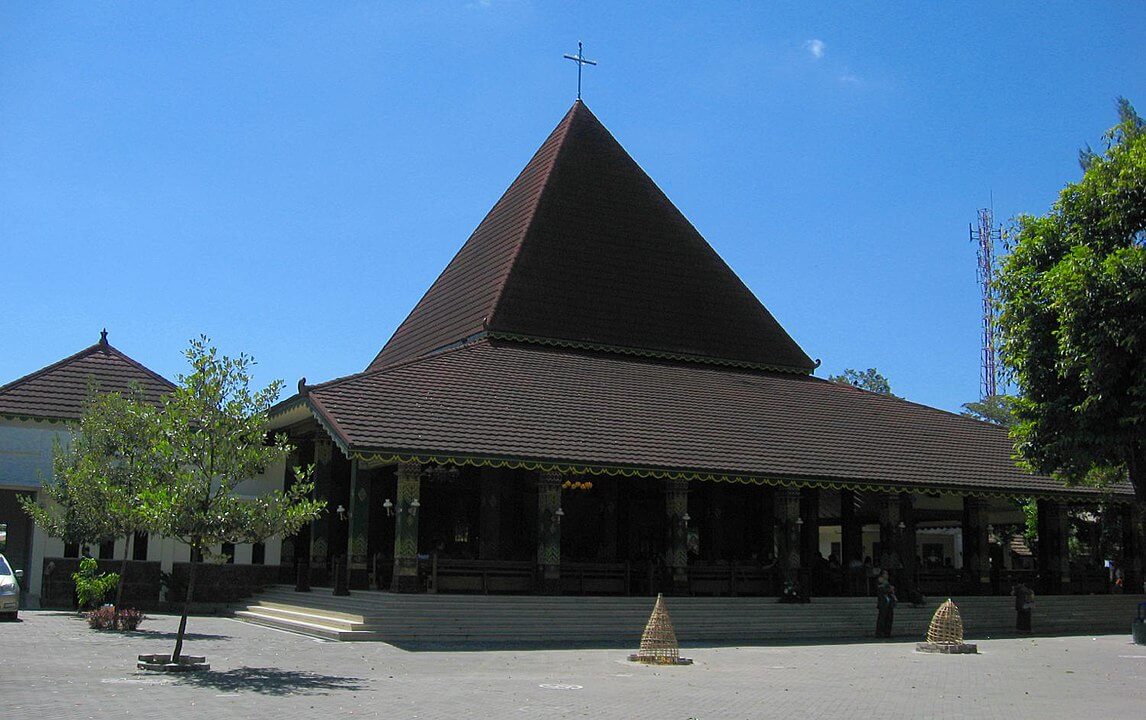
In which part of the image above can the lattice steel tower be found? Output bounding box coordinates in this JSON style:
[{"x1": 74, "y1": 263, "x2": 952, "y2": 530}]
[{"x1": 970, "y1": 208, "x2": 1002, "y2": 399}]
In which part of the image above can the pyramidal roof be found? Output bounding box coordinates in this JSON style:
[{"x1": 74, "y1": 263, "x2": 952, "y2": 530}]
[
  {"x1": 369, "y1": 100, "x2": 814, "y2": 373},
  {"x1": 0, "y1": 332, "x2": 174, "y2": 421}
]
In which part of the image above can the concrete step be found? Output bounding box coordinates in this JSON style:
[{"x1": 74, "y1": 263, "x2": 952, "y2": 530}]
[
  {"x1": 231, "y1": 587, "x2": 1146, "y2": 645},
  {"x1": 233, "y1": 609, "x2": 386, "y2": 641}
]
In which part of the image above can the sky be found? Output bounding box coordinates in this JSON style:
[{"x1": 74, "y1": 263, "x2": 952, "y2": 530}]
[{"x1": 1, "y1": 2, "x2": 1143, "y2": 414}]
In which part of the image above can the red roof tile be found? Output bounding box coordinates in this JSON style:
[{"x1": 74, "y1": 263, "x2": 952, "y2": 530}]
[
  {"x1": 369, "y1": 101, "x2": 814, "y2": 373},
  {"x1": 0, "y1": 335, "x2": 174, "y2": 420},
  {"x1": 309, "y1": 339, "x2": 1129, "y2": 498}
]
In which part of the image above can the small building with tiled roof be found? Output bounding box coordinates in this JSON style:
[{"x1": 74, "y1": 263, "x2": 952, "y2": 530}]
[
  {"x1": 0, "y1": 333, "x2": 281, "y2": 608},
  {"x1": 267, "y1": 101, "x2": 1142, "y2": 599}
]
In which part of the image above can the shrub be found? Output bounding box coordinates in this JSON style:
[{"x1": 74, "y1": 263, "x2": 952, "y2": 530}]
[
  {"x1": 72, "y1": 557, "x2": 119, "y2": 610},
  {"x1": 87, "y1": 605, "x2": 118, "y2": 629},
  {"x1": 115, "y1": 607, "x2": 146, "y2": 631},
  {"x1": 86, "y1": 604, "x2": 147, "y2": 631}
]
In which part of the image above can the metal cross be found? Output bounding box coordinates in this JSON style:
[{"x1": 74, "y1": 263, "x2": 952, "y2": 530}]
[{"x1": 563, "y1": 41, "x2": 597, "y2": 100}]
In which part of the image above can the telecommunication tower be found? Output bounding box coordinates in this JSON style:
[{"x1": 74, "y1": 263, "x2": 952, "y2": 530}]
[{"x1": 970, "y1": 208, "x2": 1002, "y2": 399}]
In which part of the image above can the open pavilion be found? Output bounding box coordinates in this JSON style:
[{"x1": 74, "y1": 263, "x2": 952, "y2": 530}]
[{"x1": 267, "y1": 100, "x2": 1142, "y2": 601}]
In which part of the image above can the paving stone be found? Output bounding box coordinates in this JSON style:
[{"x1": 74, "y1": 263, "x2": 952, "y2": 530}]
[{"x1": 4, "y1": 610, "x2": 1145, "y2": 719}]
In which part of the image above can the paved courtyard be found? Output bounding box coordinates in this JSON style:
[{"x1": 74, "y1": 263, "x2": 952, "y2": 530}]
[{"x1": 3, "y1": 610, "x2": 1144, "y2": 719}]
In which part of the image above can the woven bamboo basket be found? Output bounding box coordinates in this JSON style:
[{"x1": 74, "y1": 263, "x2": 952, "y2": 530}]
[
  {"x1": 926, "y1": 599, "x2": 965, "y2": 644},
  {"x1": 916, "y1": 598, "x2": 977, "y2": 653},
  {"x1": 628, "y1": 593, "x2": 692, "y2": 665}
]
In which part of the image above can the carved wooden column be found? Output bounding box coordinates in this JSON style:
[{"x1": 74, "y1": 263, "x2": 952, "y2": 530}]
[
  {"x1": 877, "y1": 493, "x2": 902, "y2": 571},
  {"x1": 536, "y1": 471, "x2": 564, "y2": 594},
  {"x1": 664, "y1": 478, "x2": 690, "y2": 594},
  {"x1": 345, "y1": 459, "x2": 370, "y2": 589},
  {"x1": 775, "y1": 487, "x2": 802, "y2": 591},
  {"x1": 309, "y1": 438, "x2": 333, "y2": 579},
  {"x1": 478, "y1": 468, "x2": 501, "y2": 560},
  {"x1": 962, "y1": 496, "x2": 990, "y2": 594},
  {"x1": 1037, "y1": 498, "x2": 1071, "y2": 594},
  {"x1": 390, "y1": 461, "x2": 423, "y2": 593}
]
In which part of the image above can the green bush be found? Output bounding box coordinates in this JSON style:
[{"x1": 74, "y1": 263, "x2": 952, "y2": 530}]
[
  {"x1": 72, "y1": 557, "x2": 119, "y2": 610},
  {"x1": 87, "y1": 605, "x2": 146, "y2": 631}
]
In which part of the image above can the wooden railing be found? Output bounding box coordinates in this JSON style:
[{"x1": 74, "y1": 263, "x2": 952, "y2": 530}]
[
  {"x1": 427, "y1": 556, "x2": 535, "y2": 594},
  {"x1": 560, "y1": 562, "x2": 631, "y2": 595},
  {"x1": 688, "y1": 563, "x2": 776, "y2": 596}
]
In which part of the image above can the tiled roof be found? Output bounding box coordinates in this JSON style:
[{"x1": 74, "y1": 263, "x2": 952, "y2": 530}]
[
  {"x1": 368, "y1": 100, "x2": 814, "y2": 373},
  {"x1": 308, "y1": 339, "x2": 1128, "y2": 498},
  {"x1": 0, "y1": 335, "x2": 174, "y2": 421}
]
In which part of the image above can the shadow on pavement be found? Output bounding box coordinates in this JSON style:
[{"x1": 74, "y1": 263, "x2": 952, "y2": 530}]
[
  {"x1": 175, "y1": 666, "x2": 369, "y2": 696},
  {"x1": 121, "y1": 628, "x2": 232, "y2": 642}
]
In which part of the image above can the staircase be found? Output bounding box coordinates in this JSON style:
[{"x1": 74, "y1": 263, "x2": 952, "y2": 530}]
[{"x1": 232, "y1": 585, "x2": 1146, "y2": 648}]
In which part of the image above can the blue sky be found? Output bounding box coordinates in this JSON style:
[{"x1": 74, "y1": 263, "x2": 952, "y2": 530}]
[{"x1": 1, "y1": 3, "x2": 1143, "y2": 413}]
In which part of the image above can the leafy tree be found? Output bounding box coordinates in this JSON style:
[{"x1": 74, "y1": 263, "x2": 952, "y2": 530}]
[
  {"x1": 996, "y1": 98, "x2": 1146, "y2": 499},
  {"x1": 20, "y1": 389, "x2": 163, "y2": 611},
  {"x1": 148, "y1": 337, "x2": 322, "y2": 663},
  {"x1": 828, "y1": 367, "x2": 895, "y2": 396},
  {"x1": 961, "y1": 394, "x2": 1018, "y2": 427}
]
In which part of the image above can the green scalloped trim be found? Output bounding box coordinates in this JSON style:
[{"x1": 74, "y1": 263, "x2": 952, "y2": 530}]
[
  {"x1": 0, "y1": 413, "x2": 71, "y2": 425},
  {"x1": 349, "y1": 450, "x2": 1128, "y2": 502},
  {"x1": 485, "y1": 332, "x2": 816, "y2": 374}
]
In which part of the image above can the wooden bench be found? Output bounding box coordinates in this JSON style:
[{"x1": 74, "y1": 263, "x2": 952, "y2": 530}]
[
  {"x1": 560, "y1": 562, "x2": 631, "y2": 595},
  {"x1": 428, "y1": 557, "x2": 536, "y2": 594},
  {"x1": 688, "y1": 564, "x2": 774, "y2": 596}
]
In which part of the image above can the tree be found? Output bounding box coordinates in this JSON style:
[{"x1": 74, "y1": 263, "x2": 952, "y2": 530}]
[
  {"x1": 147, "y1": 337, "x2": 323, "y2": 663},
  {"x1": 996, "y1": 98, "x2": 1146, "y2": 499},
  {"x1": 828, "y1": 367, "x2": 895, "y2": 396},
  {"x1": 20, "y1": 388, "x2": 163, "y2": 612},
  {"x1": 961, "y1": 394, "x2": 1018, "y2": 427}
]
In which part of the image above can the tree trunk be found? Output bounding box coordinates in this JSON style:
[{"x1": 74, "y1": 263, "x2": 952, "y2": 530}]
[
  {"x1": 1130, "y1": 447, "x2": 1146, "y2": 502},
  {"x1": 170, "y1": 551, "x2": 198, "y2": 663},
  {"x1": 114, "y1": 533, "x2": 133, "y2": 614}
]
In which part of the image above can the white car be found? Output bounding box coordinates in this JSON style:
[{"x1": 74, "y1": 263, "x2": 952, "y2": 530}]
[{"x1": 0, "y1": 553, "x2": 22, "y2": 620}]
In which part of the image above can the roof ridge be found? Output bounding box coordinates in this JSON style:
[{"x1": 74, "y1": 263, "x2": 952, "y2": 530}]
[{"x1": 811, "y1": 375, "x2": 1010, "y2": 428}]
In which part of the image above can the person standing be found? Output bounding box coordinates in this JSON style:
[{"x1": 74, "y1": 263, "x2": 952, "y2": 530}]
[
  {"x1": 1013, "y1": 582, "x2": 1034, "y2": 634},
  {"x1": 875, "y1": 569, "x2": 896, "y2": 638}
]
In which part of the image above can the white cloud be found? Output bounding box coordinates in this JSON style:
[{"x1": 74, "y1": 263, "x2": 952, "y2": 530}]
[
  {"x1": 804, "y1": 39, "x2": 825, "y2": 59},
  {"x1": 838, "y1": 73, "x2": 862, "y2": 85}
]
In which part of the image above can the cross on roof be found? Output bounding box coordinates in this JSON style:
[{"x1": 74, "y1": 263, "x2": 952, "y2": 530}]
[{"x1": 563, "y1": 41, "x2": 597, "y2": 100}]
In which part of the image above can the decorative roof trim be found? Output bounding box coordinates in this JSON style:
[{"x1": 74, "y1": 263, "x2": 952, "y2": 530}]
[
  {"x1": 346, "y1": 449, "x2": 1131, "y2": 502},
  {"x1": 485, "y1": 332, "x2": 815, "y2": 374}
]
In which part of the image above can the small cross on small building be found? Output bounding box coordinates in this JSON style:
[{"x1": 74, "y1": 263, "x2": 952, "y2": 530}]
[{"x1": 563, "y1": 41, "x2": 597, "y2": 100}]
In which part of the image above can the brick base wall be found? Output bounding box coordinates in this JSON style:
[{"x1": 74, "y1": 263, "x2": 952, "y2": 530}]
[{"x1": 40, "y1": 558, "x2": 162, "y2": 610}]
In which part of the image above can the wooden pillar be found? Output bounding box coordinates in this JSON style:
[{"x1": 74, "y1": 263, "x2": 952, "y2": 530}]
[
  {"x1": 962, "y1": 496, "x2": 990, "y2": 594},
  {"x1": 1122, "y1": 503, "x2": 1146, "y2": 595},
  {"x1": 390, "y1": 461, "x2": 422, "y2": 593},
  {"x1": 776, "y1": 487, "x2": 801, "y2": 590},
  {"x1": 536, "y1": 471, "x2": 563, "y2": 594},
  {"x1": 309, "y1": 438, "x2": 333, "y2": 576},
  {"x1": 840, "y1": 489, "x2": 862, "y2": 595},
  {"x1": 898, "y1": 493, "x2": 918, "y2": 602},
  {"x1": 664, "y1": 478, "x2": 690, "y2": 594},
  {"x1": 478, "y1": 468, "x2": 501, "y2": 560},
  {"x1": 800, "y1": 488, "x2": 820, "y2": 595},
  {"x1": 1037, "y1": 498, "x2": 1070, "y2": 594},
  {"x1": 345, "y1": 459, "x2": 370, "y2": 589}
]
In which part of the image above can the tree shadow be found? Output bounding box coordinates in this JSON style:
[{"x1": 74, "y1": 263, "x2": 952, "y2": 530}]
[{"x1": 174, "y1": 666, "x2": 369, "y2": 696}]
